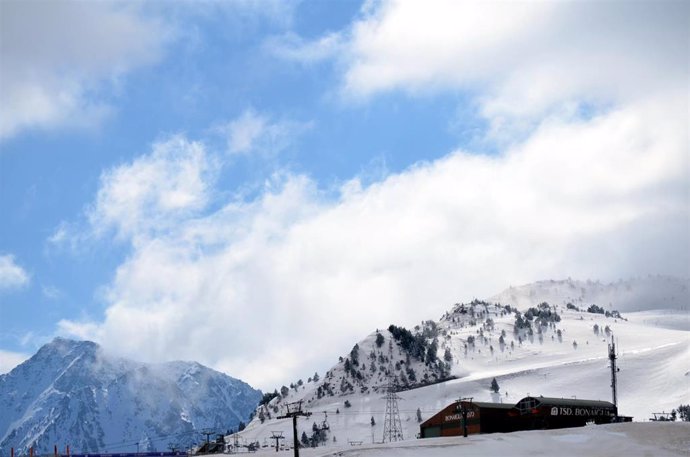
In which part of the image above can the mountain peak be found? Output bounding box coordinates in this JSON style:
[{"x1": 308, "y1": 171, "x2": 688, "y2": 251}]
[
  {"x1": 31, "y1": 337, "x2": 100, "y2": 361},
  {"x1": 0, "y1": 340, "x2": 261, "y2": 454},
  {"x1": 48, "y1": 336, "x2": 99, "y2": 350}
]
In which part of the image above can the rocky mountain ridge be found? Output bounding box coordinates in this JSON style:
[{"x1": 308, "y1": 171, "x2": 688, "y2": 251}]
[{"x1": 0, "y1": 338, "x2": 261, "y2": 454}]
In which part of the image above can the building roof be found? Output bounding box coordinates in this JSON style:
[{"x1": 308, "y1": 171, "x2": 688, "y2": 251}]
[
  {"x1": 521, "y1": 396, "x2": 615, "y2": 409},
  {"x1": 468, "y1": 401, "x2": 515, "y2": 410}
]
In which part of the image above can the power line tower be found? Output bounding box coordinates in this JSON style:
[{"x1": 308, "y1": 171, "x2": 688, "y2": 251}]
[
  {"x1": 277, "y1": 400, "x2": 311, "y2": 457},
  {"x1": 608, "y1": 336, "x2": 619, "y2": 408},
  {"x1": 381, "y1": 340, "x2": 404, "y2": 443}
]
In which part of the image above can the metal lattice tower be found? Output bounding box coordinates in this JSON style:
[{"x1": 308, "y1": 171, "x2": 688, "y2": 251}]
[{"x1": 382, "y1": 341, "x2": 403, "y2": 443}]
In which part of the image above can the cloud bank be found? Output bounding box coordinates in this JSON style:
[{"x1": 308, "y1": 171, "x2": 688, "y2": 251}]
[
  {"x1": 341, "y1": 1, "x2": 687, "y2": 106},
  {"x1": 56, "y1": 1, "x2": 688, "y2": 390},
  {"x1": 58, "y1": 96, "x2": 687, "y2": 389},
  {"x1": 0, "y1": 1, "x2": 167, "y2": 140}
]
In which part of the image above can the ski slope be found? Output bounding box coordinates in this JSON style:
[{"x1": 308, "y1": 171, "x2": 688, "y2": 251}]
[
  {"x1": 234, "y1": 278, "x2": 689, "y2": 452},
  {"x1": 237, "y1": 422, "x2": 689, "y2": 456}
]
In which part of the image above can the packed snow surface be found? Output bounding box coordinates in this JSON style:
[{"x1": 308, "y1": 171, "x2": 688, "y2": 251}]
[{"x1": 223, "y1": 423, "x2": 690, "y2": 456}]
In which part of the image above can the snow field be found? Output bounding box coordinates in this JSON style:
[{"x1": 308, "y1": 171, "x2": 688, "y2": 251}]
[
  {"x1": 238, "y1": 308, "x2": 689, "y2": 450},
  {"x1": 227, "y1": 422, "x2": 690, "y2": 457}
]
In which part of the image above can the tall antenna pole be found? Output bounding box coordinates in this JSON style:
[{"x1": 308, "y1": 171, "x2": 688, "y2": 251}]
[
  {"x1": 608, "y1": 336, "x2": 618, "y2": 408},
  {"x1": 382, "y1": 340, "x2": 404, "y2": 443}
]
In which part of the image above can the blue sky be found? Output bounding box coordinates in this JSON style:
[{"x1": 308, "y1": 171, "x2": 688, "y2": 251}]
[{"x1": 1, "y1": 0, "x2": 688, "y2": 390}]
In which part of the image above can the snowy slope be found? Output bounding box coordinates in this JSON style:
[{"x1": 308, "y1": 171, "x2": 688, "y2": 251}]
[
  {"x1": 231, "y1": 422, "x2": 690, "y2": 457},
  {"x1": 235, "y1": 277, "x2": 689, "y2": 451},
  {"x1": 0, "y1": 338, "x2": 261, "y2": 454}
]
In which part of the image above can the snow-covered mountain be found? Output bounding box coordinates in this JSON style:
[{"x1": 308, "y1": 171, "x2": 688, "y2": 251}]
[
  {"x1": 0, "y1": 338, "x2": 261, "y2": 455},
  {"x1": 236, "y1": 276, "x2": 689, "y2": 451}
]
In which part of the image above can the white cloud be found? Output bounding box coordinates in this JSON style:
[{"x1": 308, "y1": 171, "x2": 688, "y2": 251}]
[
  {"x1": 323, "y1": 0, "x2": 689, "y2": 142},
  {"x1": 0, "y1": 349, "x2": 29, "y2": 374},
  {"x1": 221, "y1": 109, "x2": 312, "y2": 156},
  {"x1": 59, "y1": 88, "x2": 688, "y2": 389},
  {"x1": 0, "y1": 254, "x2": 30, "y2": 290},
  {"x1": 0, "y1": 1, "x2": 168, "y2": 140},
  {"x1": 87, "y1": 136, "x2": 216, "y2": 243}
]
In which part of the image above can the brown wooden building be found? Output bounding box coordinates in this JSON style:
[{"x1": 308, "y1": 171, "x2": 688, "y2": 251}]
[
  {"x1": 419, "y1": 401, "x2": 514, "y2": 438},
  {"x1": 420, "y1": 396, "x2": 621, "y2": 439},
  {"x1": 510, "y1": 396, "x2": 617, "y2": 430}
]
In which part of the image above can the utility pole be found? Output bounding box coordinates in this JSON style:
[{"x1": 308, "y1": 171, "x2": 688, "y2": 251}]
[
  {"x1": 608, "y1": 336, "x2": 619, "y2": 408},
  {"x1": 278, "y1": 400, "x2": 311, "y2": 457},
  {"x1": 269, "y1": 431, "x2": 284, "y2": 452}
]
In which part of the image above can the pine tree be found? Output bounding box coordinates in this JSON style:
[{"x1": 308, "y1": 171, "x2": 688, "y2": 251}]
[
  {"x1": 490, "y1": 377, "x2": 500, "y2": 393},
  {"x1": 371, "y1": 416, "x2": 376, "y2": 426},
  {"x1": 416, "y1": 408, "x2": 422, "y2": 423},
  {"x1": 350, "y1": 344, "x2": 360, "y2": 366},
  {"x1": 376, "y1": 332, "x2": 385, "y2": 348}
]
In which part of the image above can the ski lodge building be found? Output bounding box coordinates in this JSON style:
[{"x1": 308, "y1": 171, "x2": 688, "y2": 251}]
[{"x1": 420, "y1": 396, "x2": 625, "y2": 438}]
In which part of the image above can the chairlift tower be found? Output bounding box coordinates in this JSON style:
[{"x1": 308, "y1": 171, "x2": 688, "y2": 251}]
[
  {"x1": 278, "y1": 401, "x2": 311, "y2": 457},
  {"x1": 269, "y1": 431, "x2": 284, "y2": 453}
]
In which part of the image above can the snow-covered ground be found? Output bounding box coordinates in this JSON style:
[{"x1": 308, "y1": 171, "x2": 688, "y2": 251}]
[
  {"x1": 226, "y1": 423, "x2": 690, "y2": 456},
  {"x1": 234, "y1": 278, "x2": 689, "y2": 453}
]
